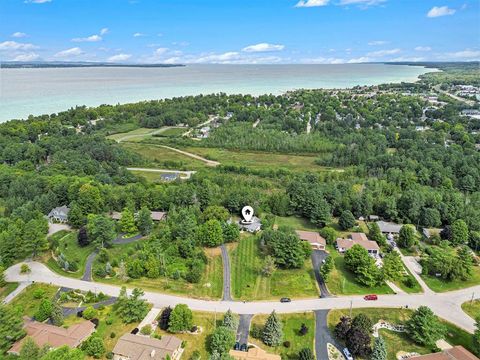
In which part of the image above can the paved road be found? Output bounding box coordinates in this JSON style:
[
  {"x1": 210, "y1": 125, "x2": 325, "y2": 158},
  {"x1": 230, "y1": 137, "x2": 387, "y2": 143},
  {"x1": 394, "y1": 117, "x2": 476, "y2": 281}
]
[
  {"x1": 5, "y1": 262, "x2": 480, "y2": 333},
  {"x1": 159, "y1": 145, "x2": 220, "y2": 167},
  {"x1": 237, "y1": 314, "x2": 253, "y2": 345},
  {"x1": 434, "y1": 85, "x2": 476, "y2": 106},
  {"x1": 126, "y1": 168, "x2": 196, "y2": 179},
  {"x1": 311, "y1": 250, "x2": 331, "y2": 298},
  {"x1": 221, "y1": 244, "x2": 232, "y2": 301},
  {"x1": 314, "y1": 310, "x2": 343, "y2": 360},
  {"x1": 81, "y1": 234, "x2": 145, "y2": 282}
]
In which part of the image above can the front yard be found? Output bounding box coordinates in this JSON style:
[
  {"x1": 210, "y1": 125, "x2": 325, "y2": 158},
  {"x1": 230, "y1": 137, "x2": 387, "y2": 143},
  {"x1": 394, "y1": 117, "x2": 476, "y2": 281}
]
[
  {"x1": 421, "y1": 265, "x2": 480, "y2": 292},
  {"x1": 230, "y1": 235, "x2": 319, "y2": 300},
  {"x1": 249, "y1": 312, "x2": 315, "y2": 358},
  {"x1": 462, "y1": 300, "x2": 480, "y2": 319}
]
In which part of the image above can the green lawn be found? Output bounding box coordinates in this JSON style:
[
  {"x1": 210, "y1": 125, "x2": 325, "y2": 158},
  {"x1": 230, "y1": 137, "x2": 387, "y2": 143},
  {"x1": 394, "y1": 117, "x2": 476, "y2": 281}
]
[
  {"x1": 421, "y1": 265, "x2": 480, "y2": 292},
  {"x1": 0, "y1": 282, "x2": 19, "y2": 301},
  {"x1": 45, "y1": 230, "x2": 95, "y2": 279},
  {"x1": 230, "y1": 235, "x2": 319, "y2": 300},
  {"x1": 94, "y1": 243, "x2": 223, "y2": 300},
  {"x1": 155, "y1": 311, "x2": 217, "y2": 359},
  {"x1": 153, "y1": 127, "x2": 187, "y2": 137},
  {"x1": 107, "y1": 127, "x2": 157, "y2": 142},
  {"x1": 8, "y1": 283, "x2": 59, "y2": 317},
  {"x1": 392, "y1": 264, "x2": 423, "y2": 294},
  {"x1": 462, "y1": 300, "x2": 480, "y2": 320},
  {"x1": 250, "y1": 312, "x2": 315, "y2": 358},
  {"x1": 129, "y1": 170, "x2": 189, "y2": 183},
  {"x1": 274, "y1": 216, "x2": 322, "y2": 232},
  {"x1": 326, "y1": 246, "x2": 394, "y2": 296},
  {"x1": 63, "y1": 304, "x2": 140, "y2": 357},
  {"x1": 328, "y1": 308, "x2": 477, "y2": 360}
]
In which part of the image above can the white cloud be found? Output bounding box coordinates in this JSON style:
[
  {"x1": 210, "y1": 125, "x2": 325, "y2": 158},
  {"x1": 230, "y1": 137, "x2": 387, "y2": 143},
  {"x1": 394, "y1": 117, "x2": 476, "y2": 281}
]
[
  {"x1": 367, "y1": 48, "x2": 401, "y2": 56},
  {"x1": 301, "y1": 57, "x2": 346, "y2": 64},
  {"x1": 108, "y1": 53, "x2": 132, "y2": 62},
  {"x1": 72, "y1": 34, "x2": 102, "y2": 42},
  {"x1": 133, "y1": 32, "x2": 146, "y2": 37},
  {"x1": 13, "y1": 52, "x2": 40, "y2": 61},
  {"x1": 347, "y1": 56, "x2": 372, "y2": 63},
  {"x1": 154, "y1": 47, "x2": 169, "y2": 55},
  {"x1": 0, "y1": 41, "x2": 38, "y2": 51},
  {"x1": 389, "y1": 56, "x2": 425, "y2": 62},
  {"x1": 368, "y1": 40, "x2": 388, "y2": 46},
  {"x1": 339, "y1": 0, "x2": 385, "y2": 6},
  {"x1": 427, "y1": 6, "x2": 456, "y2": 18},
  {"x1": 100, "y1": 28, "x2": 109, "y2": 35},
  {"x1": 242, "y1": 43, "x2": 285, "y2": 53},
  {"x1": 445, "y1": 49, "x2": 480, "y2": 59},
  {"x1": 11, "y1": 32, "x2": 27, "y2": 38},
  {"x1": 54, "y1": 47, "x2": 83, "y2": 58},
  {"x1": 24, "y1": 0, "x2": 51, "y2": 3},
  {"x1": 414, "y1": 46, "x2": 431, "y2": 52},
  {"x1": 295, "y1": 0, "x2": 329, "y2": 7}
]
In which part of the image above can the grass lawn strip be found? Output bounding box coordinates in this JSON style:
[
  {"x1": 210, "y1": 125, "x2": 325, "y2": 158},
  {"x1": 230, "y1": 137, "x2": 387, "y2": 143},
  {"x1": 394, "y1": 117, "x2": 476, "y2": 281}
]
[
  {"x1": 462, "y1": 300, "x2": 480, "y2": 320},
  {"x1": 8, "y1": 283, "x2": 59, "y2": 317}
]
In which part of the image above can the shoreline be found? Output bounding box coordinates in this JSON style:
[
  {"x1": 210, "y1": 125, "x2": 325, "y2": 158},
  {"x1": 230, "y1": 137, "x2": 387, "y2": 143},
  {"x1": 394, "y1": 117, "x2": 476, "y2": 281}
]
[{"x1": 0, "y1": 63, "x2": 436, "y2": 122}]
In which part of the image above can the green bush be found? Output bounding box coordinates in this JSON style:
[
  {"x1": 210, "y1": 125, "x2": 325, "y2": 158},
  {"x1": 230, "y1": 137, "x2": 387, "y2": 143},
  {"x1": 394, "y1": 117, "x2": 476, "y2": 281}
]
[{"x1": 82, "y1": 306, "x2": 97, "y2": 320}]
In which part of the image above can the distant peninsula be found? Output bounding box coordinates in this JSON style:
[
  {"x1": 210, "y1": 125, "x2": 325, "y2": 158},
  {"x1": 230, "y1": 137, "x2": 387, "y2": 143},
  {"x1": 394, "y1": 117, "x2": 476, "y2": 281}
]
[{"x1": 0, "y1": 61, "x2": 185, "y2": 69}]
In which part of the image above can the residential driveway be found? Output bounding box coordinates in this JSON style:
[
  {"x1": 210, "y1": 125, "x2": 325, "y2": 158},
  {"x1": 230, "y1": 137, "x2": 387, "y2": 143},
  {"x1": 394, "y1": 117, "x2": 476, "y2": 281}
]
[
  {"x1": 137, "y1": 307, "x2": 162, "y2": 333},
  {"x1": 82, "y1": 250, "x2": 98, "y2": 282},
  {"x1": 237, "y1": 314, "x2": 253, "y2": 345},
  {"x1": 311, "y1": 250, "x2": 331, "y2": 298},
  {"x1": 1, "y1": 281, "x2": 32, "y2": 304},
  {"x1": 221, "y1": 244, "x2": 232, "y2": 301},
  {"x1": 6, "y1": 261, "x2": 480, "y2": 333},
  {"x1": 395, "y1": 248, "x2": 433, "y2": 294},
  {"x1": 48, "y1": 223, "x2": 71, "y2": 236},
  {"x1": 314, "y1": 310, "x2": 343, "y2": 360}
]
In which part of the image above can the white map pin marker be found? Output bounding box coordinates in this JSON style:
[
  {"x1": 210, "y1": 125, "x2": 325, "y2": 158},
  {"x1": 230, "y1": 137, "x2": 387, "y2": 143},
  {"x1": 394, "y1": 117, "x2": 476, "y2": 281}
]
[{"x1": 241, "y1": 206, "x2": 254, "y2": 223}]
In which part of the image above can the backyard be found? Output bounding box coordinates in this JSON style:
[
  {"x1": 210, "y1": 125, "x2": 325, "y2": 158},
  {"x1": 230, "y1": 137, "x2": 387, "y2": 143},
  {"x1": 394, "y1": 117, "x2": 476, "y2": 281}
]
[
  {"x1": 421, "y1": 265, "x2": 480, "y2": 292},
  {"x1": 230, "y1": 235, "x2": 319, "y2": 300},
  {"x1": 249, "y1": 312, "x2": 315, "y2": 358},
  {"x1": 8, "y1": 283, "x2": 59, "y2": 317}
]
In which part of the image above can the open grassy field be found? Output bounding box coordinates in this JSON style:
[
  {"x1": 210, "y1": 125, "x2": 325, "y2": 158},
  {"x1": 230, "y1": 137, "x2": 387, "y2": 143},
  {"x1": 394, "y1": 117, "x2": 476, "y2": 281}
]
[
  {"x1": 155, "y1": 311, "x2": 217, "y2": 359},
  {"x1": 274, "y1": 216, "x2": 322, "y2": 232},
  {"x1": 107, "y1": 127, "x2": 156, "y2": 141},
  {"x1": 94, "y1": 243, "x2": 223, "y2": 300},
  {"x1": 328, "y1": 308, "x2": 477, "y2": 360},
  {"x1": 153, "y1": 127, "x2": 187, "y2": 137},
  {"x1": 8, "y1": 283, "x2": 59, "y2": 317},
  {"x1": 250, "y1": 312, "x2": 315, "y2": 358},
  {"x1": 462, "y1": 300, "x2": 480, "y2": 320},
  {"x1": 421, "y1": 265, "x2": 480, "y2": 292},
  {"x1": 121, "y1": 142, "x2": 207, "y2": 170},
  {"x1": 230, "y1": 235, "x2": 319, "y2": 300},
  {"x1": 129, "y1": 169, "x2": 190, "y2": 183},
  {"x1": 64, "y1": 304, "x2": 141, "y2": 357},
  {"x1": 326, "y1": 246, "x2": 394, "y2": 296},
  {"x1": 45, "y1": 230, "x2": 95, "y2": 279}
]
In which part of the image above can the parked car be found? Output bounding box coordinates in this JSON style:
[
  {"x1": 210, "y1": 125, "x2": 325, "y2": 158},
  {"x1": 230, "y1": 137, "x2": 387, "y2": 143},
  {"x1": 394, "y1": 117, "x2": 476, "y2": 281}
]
[
  {"x1": 234, "y1": 342, "x2": 240, "y2": 350},
  {"x1": 343, "y1": 347, "x2": 354, "y2": 360},
  {"x1": 240, "y1": 343, "x2": 248, "y2": 351},
  {"x1": 364, "y1": 294, "x2": 378, "y2": 301},
  {"x1": 280, "y1": 297, "x2": 291, "y2": 303}
]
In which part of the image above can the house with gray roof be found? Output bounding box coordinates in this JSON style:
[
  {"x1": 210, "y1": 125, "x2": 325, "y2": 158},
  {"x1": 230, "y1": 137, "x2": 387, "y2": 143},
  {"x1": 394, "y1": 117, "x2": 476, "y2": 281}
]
[
  {"x1": 376, "y1": 220, "x2": 402, "y2": 234},
  {"x1": 47, "y1": 206, "x2": 70, "y2": 223}
]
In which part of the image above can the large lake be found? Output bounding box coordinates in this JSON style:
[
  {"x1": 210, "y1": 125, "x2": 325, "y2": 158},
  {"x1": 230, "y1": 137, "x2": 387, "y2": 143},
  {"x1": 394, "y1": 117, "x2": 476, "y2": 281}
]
[{"x1": 0, "y1": 64, "x2": 435, "y2": 122}]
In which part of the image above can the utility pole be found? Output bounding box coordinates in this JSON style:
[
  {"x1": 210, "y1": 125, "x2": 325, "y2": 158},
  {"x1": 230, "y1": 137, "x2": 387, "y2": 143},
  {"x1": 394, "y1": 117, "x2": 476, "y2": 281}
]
[
  {"x1": 350, "y1": 300, "x2": 353, "y2": 318},
  {"x1": 471, "y1": 292, "x2": 475, "y2": 305}
]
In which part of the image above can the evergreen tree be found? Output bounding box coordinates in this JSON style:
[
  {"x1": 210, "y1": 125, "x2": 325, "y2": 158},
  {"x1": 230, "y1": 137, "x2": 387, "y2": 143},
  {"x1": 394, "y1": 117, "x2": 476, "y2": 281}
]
[
  {"x1": 120, "y1": 207, "x2": 137, "y2": 235},
  {"x1": 210, "y1": 326, "x2": 236, "y2": 355},
  {"x1": 222, "y1": 309, "x2": 238, "y2": 332},
  {"x1": 339, "y1": 210, "x2": 356, "y2": 230},
  {"x1": 136, "y1": 207, "x2": 153, "y2": 236},
  {"x1": 50, "y1": 302, "x2": 64, "y2": 326},
  {"x1": 19, "y1": 337, "x2": 40, "y2": 360},
  {"x1": 451, "y1": 219, "x2": 469, "y2": 246},
  {"x1": 368, "y1": 222, "x2": 386, "y2": 247},
  {"x1": 168, "y1": 304, "x2": 193, "y2": 333},
  {"x1": 262, "y1": 311, "x2": 283, "y2": 347},
  {"x1": 0, "y1": 305, "x2": 25, "y2": 352},
  {"x1": 319, "y1": 255, "x2": 334, "y2": 282},
  {"x1": 406, "y1": 306, "x2": 446, "y2": 347},
  {"x1": 77, "y1": 226, "x2": 89, "y2": 247},
  {"x1": 352, "y1": 313, "x2": 373, "y2": 334},
  {"x1": 298, "y1": 348, "x2": 314, "y2": 360},
  {"x1": 159, "y1": 306, "x2": 172, "y2": 330},
  {"x1": 371, "y1": 336, "x2": 387, "y2": 360}
]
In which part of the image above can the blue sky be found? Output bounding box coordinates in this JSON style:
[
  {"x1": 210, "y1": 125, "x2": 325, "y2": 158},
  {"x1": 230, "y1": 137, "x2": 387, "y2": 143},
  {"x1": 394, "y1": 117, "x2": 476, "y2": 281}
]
[{"x1": 1, "y1": 0, "x2": 479, "y2": 64}]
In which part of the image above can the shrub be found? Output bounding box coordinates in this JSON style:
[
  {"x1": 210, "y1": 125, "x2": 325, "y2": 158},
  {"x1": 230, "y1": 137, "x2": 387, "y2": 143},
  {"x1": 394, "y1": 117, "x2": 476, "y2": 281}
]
[
  {"x1": 110, "y1": 332, "x2": 116, "y2": 339},
  {"x1": 283, "y1": 341, "x2": 291, "y2": 348},
  {"x1": 250, "y1": 324, "x2": 263, "y2": 339},
  {"x1": 91, "y1": 318, "x2": 99, "y2": 328},
  {"x1": 403, "y1": 276, "x2": 416, "y2": 288},
  {"x1": 106, "y1": 318, "x2": 113, "y2": 325},
  {"x1": 81, "y1": 336, "x2": 105, "y2": 358},
  {"x1": 82, "y1": 306, "x2": 97, "y2": 320},
  {"x1": 106, "y1": 352, "x2": 113, "y2": 360},
  {"x1": 32, "y1": 289, "x2": 46, "y2": 299},
  {"x1": 20, "y1": 264, "x2": 30, "y2": 274},
  {"x1": 140, "y1": 325, "x2": 152, "y2": 335}
]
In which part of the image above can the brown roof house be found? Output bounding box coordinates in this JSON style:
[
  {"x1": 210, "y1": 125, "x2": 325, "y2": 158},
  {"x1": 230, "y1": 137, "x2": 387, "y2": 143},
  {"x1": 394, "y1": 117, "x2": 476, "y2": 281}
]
[
  {"x1": 410, "y1": 346, "x2": 478, "y2": 360},
  {"x1": 336, "y1": 233, "x2": 380, "y2": 257},
  {"x1": 295, "y1": 230, "x2": 326, "y2": 250},
  {"x1": 230, "y1": 347, "x2": 281, "y2": 360},
  {"x1": 8, "y1": 318, "x2": 95, "y2": 355},
  {"x1": 112, "y1": 333, "x2": 183, "y2": 360}
]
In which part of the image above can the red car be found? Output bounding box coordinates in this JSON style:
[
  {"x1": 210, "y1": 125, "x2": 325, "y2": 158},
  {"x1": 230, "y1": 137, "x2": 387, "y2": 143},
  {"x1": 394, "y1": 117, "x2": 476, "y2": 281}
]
[{"x1": 364, "y1": 294, "x2": 378, "y2": 301}]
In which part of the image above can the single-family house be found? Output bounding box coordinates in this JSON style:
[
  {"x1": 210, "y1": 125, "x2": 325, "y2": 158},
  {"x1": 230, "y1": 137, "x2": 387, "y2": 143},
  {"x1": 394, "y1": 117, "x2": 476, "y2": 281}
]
[
  {"x1": 47, "y1": 206, "x2": 70, "y2": 223},
  {"x1": 112, "y1": 333, "x2": 183, "y2": 360},
  {"x1": 229, "y1": 347, "x2": 281, "y2": 360},
  {"x1": 109, "y1": 211, "x2": 167, "y2": 222},
  {"x1": 408, "y1": 346, "x2": 477, "y2": 360},
  {"x1": 376, "y1": 221, "x2": 402, "y2": 234},
  {"x1": 295, "y1": 230, "x2": 326, "y2": 250},
  {"x1": 238, "y1": 216, "x2": 262, "y2": 233},
  {"x1": 8, "y1": 318, "x2": 95, "y2": 355},
  {"x1": 160, "y1": 173, "x2": 179, "y2": 182},
  {"x1": 336, "y1": 233, "x2": 380, "y2": 257}
]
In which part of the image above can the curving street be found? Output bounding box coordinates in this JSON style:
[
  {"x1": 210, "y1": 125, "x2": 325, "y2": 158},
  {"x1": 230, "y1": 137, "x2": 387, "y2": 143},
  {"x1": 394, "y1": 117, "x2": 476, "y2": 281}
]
[{"x1": 5, "y1": 261, "x2": 480, "y2": 334}]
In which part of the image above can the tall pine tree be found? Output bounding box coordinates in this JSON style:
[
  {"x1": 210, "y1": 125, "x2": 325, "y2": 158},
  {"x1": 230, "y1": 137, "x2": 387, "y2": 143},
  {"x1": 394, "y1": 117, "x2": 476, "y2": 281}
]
[
  {"x1": 371, "y1": 336, "x2": 387, "y2": 360},
  {"x1": 262, "y1": 311, "x2": 283, "y2": 346}
]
